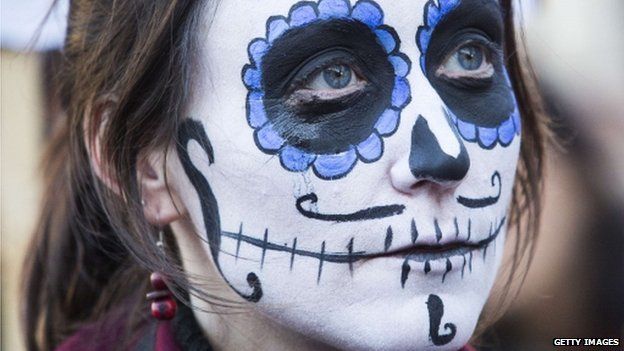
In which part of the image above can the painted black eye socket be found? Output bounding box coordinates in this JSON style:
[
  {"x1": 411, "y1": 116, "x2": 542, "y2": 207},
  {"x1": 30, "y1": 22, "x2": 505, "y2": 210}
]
[
  {"x1": 284, "y1": 48, "x2": 369, "y2": 105},
  {"x1": 260, "y1": 19, "x2": 395, "y2": 155}
]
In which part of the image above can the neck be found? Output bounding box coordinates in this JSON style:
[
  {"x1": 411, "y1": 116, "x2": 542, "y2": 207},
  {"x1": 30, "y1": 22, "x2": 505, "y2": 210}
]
[{"x1": 171, "y1": 219, "x2": 336, "y2": 351}]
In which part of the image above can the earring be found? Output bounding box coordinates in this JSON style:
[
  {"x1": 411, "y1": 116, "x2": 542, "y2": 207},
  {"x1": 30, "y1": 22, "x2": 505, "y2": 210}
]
[{"x1": 146, "y1": 229, "x2": 177, "y2": 320}]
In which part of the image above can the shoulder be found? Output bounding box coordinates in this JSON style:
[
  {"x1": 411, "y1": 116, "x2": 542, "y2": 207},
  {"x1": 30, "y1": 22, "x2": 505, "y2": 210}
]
[{"x1": 54, "y1": 315, "x2": 179, "y2": 351}]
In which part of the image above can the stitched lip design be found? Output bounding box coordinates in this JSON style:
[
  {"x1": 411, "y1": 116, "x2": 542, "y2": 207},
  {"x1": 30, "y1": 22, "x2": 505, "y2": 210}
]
[{"x1": 220, "y1": 216, "x2": 506, "y2": 284}]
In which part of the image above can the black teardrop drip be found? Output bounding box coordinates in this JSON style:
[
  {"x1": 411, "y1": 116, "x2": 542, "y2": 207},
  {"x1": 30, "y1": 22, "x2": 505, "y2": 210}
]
[
  {"x1": 411, "y1": 218, "x2": 418, "y2": 244},
  {"x1": 442, "y1": 258, "x2": 452, "y2": 283},
  {"x1": 461, "y1": 255, "x2": 466, "y2": 278},
  {"x1": 434, "y1": 219, "x2": 443, "y2": 243},
  {"x1": 401, "y1": 259, "x2": 411, "y2": 288},
  {"x1": 424, "y1": 260, "x2": 431, "y2": 274},
  {"x1": 384, "y1": 226, "x2": 393, "y2": 252}
]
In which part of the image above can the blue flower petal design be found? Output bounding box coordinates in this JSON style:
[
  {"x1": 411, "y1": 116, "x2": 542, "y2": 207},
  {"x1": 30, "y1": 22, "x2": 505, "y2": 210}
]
[
  {"x1": 255, "y1": 123, "x2": 285, "y2": 152},
  {"x1": 356, "y1": 132, "x2": 383, "y2": 162},
  {"x1": 244, "y1": 0, "x2": 411, "y2": 180},
  {"x1": 477, "y1": 126, "x2": 498, "y2": 149},
  {"x1": 456, "y1": 118, "x2": 477, "y2": 142},
  {"x1": 243, "y1": 67, "x2": 261, "y2": 90},
  {"x1": 498, "y1": 116, "x2": 516, "y2": 146},
  {"x1": 512, "y1": 108, "x2": 521, "y2": 134},
  {"x1": 389, "y1": 54, "x2": 409, "y2": 77},
  {"x1": 248, "y1": 39, "x2": 268, "y2": 66},
  {"x1": 280, "y1": 145, "x2": 317, "y2": 172},
  {"x1": 290, "y1": 4, "x2": 318, "y2": 27},
  {"x1": 351, "y1": 0, "x2": 383, "y2": 27},
  {"x1": 391, "y1": 77, "x2": 411, "y2": 109},
  {"x1": 313, "y1": 147, "x2": 358, "y2": 180},
  {"x1": 375, "y1": 109, "x2": 400, "y2": 136},
  {"x1": 417, "y1": 0, "x2": 461, "y2": 71},
  {"x1": 267, "y1": 17, "x2": 289, "y2": 43},
  {"x1": 247, "y1": 91, "x2": 268, "y2": 128},
  {"x1": 374, "y1": 28, "x2": 396, "y2": 53},
  {"x1": 318, "y1": 0, "x2": 350, "y2": 18}
]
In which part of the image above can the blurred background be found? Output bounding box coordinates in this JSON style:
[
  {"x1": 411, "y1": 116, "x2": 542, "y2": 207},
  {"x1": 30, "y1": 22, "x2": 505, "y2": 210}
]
[{"x1": 1, "y1": 0, "x2": 622, "y2": 350}]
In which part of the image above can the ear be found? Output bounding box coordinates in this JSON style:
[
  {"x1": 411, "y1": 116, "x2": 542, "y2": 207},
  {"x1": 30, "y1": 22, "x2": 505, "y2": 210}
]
[
  {"x1": 138, "y1": 151, "x2": 183, "y2": 226},
  {"x1": 84, "y1": 97, "x2": 182, "y2": 226}
]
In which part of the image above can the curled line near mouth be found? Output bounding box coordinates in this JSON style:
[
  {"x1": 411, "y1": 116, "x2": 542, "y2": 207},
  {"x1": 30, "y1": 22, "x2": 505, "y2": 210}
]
[
  {"x1": 457, "y1": 171, "x2": 501, "y2": 208},
  {"x1": 296, "y1": 192, "x2": 405, "y2": 222}
]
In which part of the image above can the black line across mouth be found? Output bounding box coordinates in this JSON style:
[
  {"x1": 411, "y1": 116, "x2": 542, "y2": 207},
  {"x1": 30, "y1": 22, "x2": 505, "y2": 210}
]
[{"x1": 220, "y1": 216, "x2": 506, "y2": 284}]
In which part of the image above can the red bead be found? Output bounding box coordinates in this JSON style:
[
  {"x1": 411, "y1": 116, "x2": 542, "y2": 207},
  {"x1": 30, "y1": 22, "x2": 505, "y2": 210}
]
[
  {"x1": 151, "y1": 297, "x2": 177, "y2": 320},
  {"x1": 150, "y1": 272, "x2": 167, "y2": 290}
]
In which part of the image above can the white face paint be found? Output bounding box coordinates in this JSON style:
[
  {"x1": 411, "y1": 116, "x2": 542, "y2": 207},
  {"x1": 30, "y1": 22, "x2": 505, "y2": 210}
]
[{"x1": 171, "y1": 0, "x2": 521, "y2": 350}]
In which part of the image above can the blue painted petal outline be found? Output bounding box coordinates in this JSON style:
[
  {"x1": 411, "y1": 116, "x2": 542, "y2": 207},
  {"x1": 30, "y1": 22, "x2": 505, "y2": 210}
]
[
  {"x1": 477, "y1": 126, "x2": 498, "y2": 149},
  {"x1": 289, "y1": 2, "x2": 318, "y2": 27},
  {"x1": 242, "y1": 66, "x2": 261, "y2": 90},
  {"x1": 351, "y1": 0, "x2": 383, "y2": 27},
  {"x1": 374, "y1": 28, "x2": 396, "y2": 54},
  {"x1": 318, "y1": 0, "x2": 350, "y2": 19},
  {"x1": 456, "y1": 118, "x2": 477, "y2": 142},
  {"x1": 417, "y1": 0, "x2": 461, "y2": 72},
  {"x1": 498, "y1": 116, "x2": 516, "y2": 146},
  {"x1": 389, "y1": 54, "x2": 410, "y2": 78},
  {"x1": 313, "y1": 147, "x2": 358, "y2": 180},
  {"x1": 279, "y1": 145, "x2": 317, "y2": 172},
  {"x1": 246, "y1": 91, "x2": 268, "y2": 128},
  {"x1": 374, "y1": 108, "x2": 400, "y2": 136},
  {"x1": 254, "y1": 123, "x2": 285, "y2": 152},
  {"x1": 512, "y1": 107, "x2": 521, "y2": 135},
  {"x1": 356, "y1": 132, "x2": 383, "y2": 163},
  {"x1": 391, "y1": 76, "x2": 411, "y2": 109},
  {"x1": 247, "y1": 38, "x2": 268, "y2": 67},
  {"x1": 266, "y1": 16, "x2": 289, "y2": 43}
]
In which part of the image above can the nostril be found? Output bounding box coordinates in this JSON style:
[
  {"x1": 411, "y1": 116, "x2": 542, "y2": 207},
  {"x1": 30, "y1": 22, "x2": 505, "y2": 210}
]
[{"x1": 409, "y1": 116, "x2": 470, "y2": 184}]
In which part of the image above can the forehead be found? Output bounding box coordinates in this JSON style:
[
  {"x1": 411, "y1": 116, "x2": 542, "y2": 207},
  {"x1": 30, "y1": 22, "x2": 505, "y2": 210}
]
[{"x1": 209, "y1": 0, "x2": 430, "y2": 41}]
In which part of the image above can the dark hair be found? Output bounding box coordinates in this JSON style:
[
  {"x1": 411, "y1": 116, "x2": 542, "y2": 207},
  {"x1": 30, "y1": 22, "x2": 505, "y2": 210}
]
[{"x1": 22, "y1": 0, "x2": 550, "y2": 350}]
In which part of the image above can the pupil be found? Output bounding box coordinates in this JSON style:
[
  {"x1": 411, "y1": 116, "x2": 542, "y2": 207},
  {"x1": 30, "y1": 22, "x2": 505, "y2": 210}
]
[
  {"x1": 457, "y1": 45, "x2": 483, "y2": 71},
  {"x1": 323, "y1": 64, "x2": 351, "y2": 89}
]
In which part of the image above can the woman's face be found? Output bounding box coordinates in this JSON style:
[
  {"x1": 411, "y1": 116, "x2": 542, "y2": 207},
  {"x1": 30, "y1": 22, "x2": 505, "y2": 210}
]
[{"x1": 170, "y1": 0, "x2": 521, "y2": 349}]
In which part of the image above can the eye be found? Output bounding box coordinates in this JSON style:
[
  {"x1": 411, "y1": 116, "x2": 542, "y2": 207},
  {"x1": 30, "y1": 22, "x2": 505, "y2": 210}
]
[
  {"x1": 436, "y1": 43, "x2": 494, "y2": 80},
  {"x1": 310, "y1": 64, "x2": 355, "y2": 90},
  {"x1": 288, "y1": 63, "x2": 367, "y2": 105}
]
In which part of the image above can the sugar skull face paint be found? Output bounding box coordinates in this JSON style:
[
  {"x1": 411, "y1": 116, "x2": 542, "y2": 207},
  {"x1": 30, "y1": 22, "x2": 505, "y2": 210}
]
[
  {"x1": 170, "y1": 0, "x2": 522, "y2": 350},
  {"x1": 243, "y1": 0, "x2": 412, "y2": 179}
]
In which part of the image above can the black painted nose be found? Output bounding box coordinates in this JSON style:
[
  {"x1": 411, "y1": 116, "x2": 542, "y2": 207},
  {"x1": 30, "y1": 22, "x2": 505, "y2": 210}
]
[{"x1": 409, "y1": 116, "x2": 470, "y2": 184}]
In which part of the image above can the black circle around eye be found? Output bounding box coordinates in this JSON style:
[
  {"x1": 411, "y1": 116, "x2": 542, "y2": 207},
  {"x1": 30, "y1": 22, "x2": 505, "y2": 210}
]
[
  {"x1": 457, "y1": 45, "x2": 483, "y2": 71},
  {"x1": 322, "y1": 65, "x2": 352, "y2": 89}
]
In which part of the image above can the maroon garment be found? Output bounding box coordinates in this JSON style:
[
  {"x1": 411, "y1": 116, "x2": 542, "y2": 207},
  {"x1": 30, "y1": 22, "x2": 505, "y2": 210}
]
[{"x1": 56, "y1": 317, "x2": 476, "y2": 351}]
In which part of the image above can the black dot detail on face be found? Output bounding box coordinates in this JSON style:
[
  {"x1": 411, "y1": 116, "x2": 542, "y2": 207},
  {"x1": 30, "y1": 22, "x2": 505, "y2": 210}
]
[{"x1": 261, "y1": 19, "x2": 395, "y2": 154}]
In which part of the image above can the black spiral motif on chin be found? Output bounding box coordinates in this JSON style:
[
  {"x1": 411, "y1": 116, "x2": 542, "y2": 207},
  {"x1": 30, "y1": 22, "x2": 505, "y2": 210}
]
[
  {"x1": 426, "y1": 294, "x2": 457, "y2": 346},
  {"x1": 245, "y1": 273, "x2": 263, "y2": 302}
]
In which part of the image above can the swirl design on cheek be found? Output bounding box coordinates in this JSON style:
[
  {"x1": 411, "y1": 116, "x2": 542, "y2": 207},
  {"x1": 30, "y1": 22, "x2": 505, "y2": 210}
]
[
  {"x1": 416, "y1": 0, "x2": 521, "y2": 149},
  {"x1": 242, "y1": 0, "x2": 411, "y2": 180}
]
